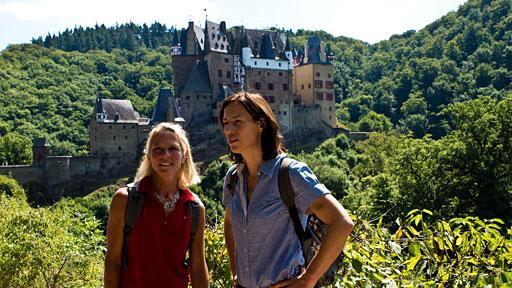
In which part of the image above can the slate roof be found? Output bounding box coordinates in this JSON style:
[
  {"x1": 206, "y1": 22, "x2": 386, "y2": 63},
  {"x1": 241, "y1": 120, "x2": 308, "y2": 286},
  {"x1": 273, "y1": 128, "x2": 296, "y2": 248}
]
[
  {"x1": 97, "y1": 99, "x2": 138, "y2": 122},
  {"x1": 151, "y1": 88, "x2": 172, "y2": 123},
  {"x1": 205, "y1": 20, "x2": 230, "y2": 53},
  {"x1": 244, "y1": 29, "x2": 287, "y2": 58},
  {"x1": 193, "y1": 24, "x2": 205, "y2": 51},
  {"x1": 306, "y1": 36, "x2": 322, "y2": 64},
  {"x1": 181, "y1": 60, "x2": 212, "y2": 94}
]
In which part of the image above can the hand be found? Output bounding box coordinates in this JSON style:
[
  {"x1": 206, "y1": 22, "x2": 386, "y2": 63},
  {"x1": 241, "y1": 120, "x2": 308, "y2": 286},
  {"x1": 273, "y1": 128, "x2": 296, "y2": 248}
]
[
  {"x1": 231, "y1": 275, "x2": 238, "y2": 288},
  {"x1": 270, "y1": 271, "x2": 316, "y2": 288}
]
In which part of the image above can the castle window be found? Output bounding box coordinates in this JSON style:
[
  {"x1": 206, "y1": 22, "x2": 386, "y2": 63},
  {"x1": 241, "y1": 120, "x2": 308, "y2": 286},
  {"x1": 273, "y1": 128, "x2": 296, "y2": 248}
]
[
  {"x1": 223, "y1": 36, "x2": 227, "y2": 41},
  {"x1": 326, "y1": 81, "x2": 334, "y2": 89},
  {"x1": 224, "y1": 58, "x2": 229, "y2": 63},
  {"x1": 114, "y1": 136, "x2": 116, "y2": 140},
  {"x1": 221, "y1": 44, "x2": 225, "y2": 50},
  {"x1": 268, "y1": 83, "x2": 274, "y2": 90},
  {"x1": 255, "y1": 82, "x2": 261, "y2": 90},
  {"x1": 269, "y1": 96, "x2": 275, "y2": 103},
  {"x1": 267, "y1": 72, "x2": 270, "y2": 76},
  {"x1": 227, "y1": 71, "x2": 231, "y2": 79},
  {"x1": 125, "y1": 136, "x2": 128, "y2": 139},
  {"x1": 186, "y1": 95, "x2": 190, "y2": 100},
  {"x1": 258, "y1": 71, "x2": 261, "y2": 75},
  {"x1": 266, "y1": 62, "x2": 269, "y2": 66},
  {"x1": 328, "y1": 73, "x2": 332, "y2": 78},
  {"x1": 316, "y1": 72, "x2": 320, "y2": 77},
  {"x1": 315, "y1": 80, "x2": 323, "y2": 88},
  {"x1": 283, "y1": 83, "x2": 288, "y2": 91},
  {"x1": 217, "y1": 34, "x2": 220, "y2": 40},
  {"x1": 329, "y1": 106, "x2": 332, "y2": 111},
  {"x1": 278, "y1": 111, "x2": 281, "y2": 115},
  {"x1": 109, "y1": 125, "x2": 112, "y2": 129},
  {"x1": 218, "y1": 69, "x2": 223, "y2": 77},
  {"x1": 278, "y1": 72, "x2": 282, "y2": 76},
  {"x1": 132, "y1": 125, "x2": 135, "y2": 129},
  {"x1": 326, "y1": 93, "x2": 334, "y2": 101},
  {"x1": 278, "y1": 63, "x2": 282, "y2": 67},
  {"x1": 283, "y1": 111, "x2": 287, "y2": 116},
  {"x1": 316, "y1": 93, "x2": 324, "y2": 101},
  {"x1": 215, "y1": 43, "x2": 219, "y2": 49},
  {"x1": 210, "y1": 95, "x2": 213, "y2": 99},
  {"x1": 197, "y1": 95, "x2": 199, "y2": 100},
  {"x1": 301, "y1": 84, "x2": 304, "y2": 90},
  {"x1": 123, "y1": 125, "x2": 126, "y2": 129},
  {"x1": 118, "y1": 146, "x2": 122, "y2": 151},
  {"x1": 254, "y1": 61, "x2": 257, "y2": 65},
  {"x1": 308, "y1": 83, "x2": 311, "y2": 89},
  {"x1": 203, "y1": 95, "x2": 207, "y2": 99}
]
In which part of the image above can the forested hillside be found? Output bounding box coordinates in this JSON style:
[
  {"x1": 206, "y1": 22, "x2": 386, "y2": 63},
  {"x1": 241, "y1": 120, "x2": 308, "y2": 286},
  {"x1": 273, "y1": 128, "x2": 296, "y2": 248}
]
[
  {"x1": 0, "y1": 1, "x2": 511, "y2": 285},
  {"x1": 0, "y1": 45, "x2": 171, "y2": 156}
]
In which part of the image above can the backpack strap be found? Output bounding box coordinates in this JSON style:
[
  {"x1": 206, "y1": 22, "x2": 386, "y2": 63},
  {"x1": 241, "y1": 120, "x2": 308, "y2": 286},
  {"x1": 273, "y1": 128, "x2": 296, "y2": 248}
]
[
  {"x1": 278, "y1": 157, "x2": 308, "y2": 242},
  {"x1": 121, "y1": 182, "x2": 145, "y2": 269},
  {"x1": 226, "y1": 165, "x2": 239, "y2": 197},
  {"x1": 184, "y1": 193, "x2": 201, "y2": 268}
]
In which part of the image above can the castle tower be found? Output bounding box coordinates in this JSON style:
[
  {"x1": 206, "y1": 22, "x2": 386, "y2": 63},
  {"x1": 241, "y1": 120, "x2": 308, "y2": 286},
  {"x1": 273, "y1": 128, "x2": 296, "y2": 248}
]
[
  {"x1": 293, "y1": 36, "x2": 336, "y2": 128},
  {"x1": 32, "y1": 138, "x2": 51, "y2": 166}
]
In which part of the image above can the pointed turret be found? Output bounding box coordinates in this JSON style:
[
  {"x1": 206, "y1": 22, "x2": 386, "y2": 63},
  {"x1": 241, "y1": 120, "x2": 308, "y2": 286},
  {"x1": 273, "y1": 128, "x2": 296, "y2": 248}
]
[
  {"x1": 260, "y1": 33, "x2": 276, "y2": 59},
  {"x1": 171, "y1": 28, "x2": 179, "y2": 46}
]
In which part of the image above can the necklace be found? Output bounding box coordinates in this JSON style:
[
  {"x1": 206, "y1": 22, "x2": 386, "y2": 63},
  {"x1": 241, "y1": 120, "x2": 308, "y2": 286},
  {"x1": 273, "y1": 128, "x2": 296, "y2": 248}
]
[{"x1": 154, "y1": 190, "x2": 180, "y2": 211}]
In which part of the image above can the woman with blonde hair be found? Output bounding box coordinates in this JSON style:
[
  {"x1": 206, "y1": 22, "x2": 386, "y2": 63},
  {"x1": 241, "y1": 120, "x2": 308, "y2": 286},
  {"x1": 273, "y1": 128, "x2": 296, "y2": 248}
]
[{"x1": 104, "y1": 122, "x2": 209, "y2": 288}]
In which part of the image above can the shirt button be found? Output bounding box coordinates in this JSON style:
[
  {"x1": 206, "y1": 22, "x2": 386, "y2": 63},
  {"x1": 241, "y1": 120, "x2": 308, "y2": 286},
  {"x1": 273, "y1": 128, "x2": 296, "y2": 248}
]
[{"x1": 164, "y1": 221, "x2": 167, "y2": 224}]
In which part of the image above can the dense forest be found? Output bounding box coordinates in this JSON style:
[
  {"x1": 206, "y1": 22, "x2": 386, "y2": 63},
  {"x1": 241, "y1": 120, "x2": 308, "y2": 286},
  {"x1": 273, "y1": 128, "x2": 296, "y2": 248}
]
[{"x1": 1, "y1": 0, "x2": 511, "y2": 286}]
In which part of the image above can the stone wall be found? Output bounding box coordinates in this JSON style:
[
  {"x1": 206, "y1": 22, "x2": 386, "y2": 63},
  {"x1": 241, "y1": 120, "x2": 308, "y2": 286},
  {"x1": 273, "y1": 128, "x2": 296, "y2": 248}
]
[
  {"x1": 0, "y1": 165, "x2": 44, "y2": 186},
  {"x1": 205, "y1": 52, "x2": 234, "y2": 97},
  {"x1": 89, "y1": 121, "x2": 139, "y2": 162}
]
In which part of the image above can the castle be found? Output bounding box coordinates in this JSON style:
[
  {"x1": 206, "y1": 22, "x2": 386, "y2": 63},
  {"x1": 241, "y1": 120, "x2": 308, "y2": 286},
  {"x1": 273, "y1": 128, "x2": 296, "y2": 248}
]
[
  {"x1": 0, "y1": 20, "x2": 345, "y2": 203},
  {"x1": 170, "y1": 20, "x2": 338, "y2": 141}
]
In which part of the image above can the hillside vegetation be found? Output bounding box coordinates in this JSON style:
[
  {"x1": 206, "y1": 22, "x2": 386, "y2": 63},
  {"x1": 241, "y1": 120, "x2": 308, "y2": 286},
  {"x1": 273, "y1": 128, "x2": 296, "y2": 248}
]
[{"x1": 0, "y1": 0, "x2": 511, "y2": 286}]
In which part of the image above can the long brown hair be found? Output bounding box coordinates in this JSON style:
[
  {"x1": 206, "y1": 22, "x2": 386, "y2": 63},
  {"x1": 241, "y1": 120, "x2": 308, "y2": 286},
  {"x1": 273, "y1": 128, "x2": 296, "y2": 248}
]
[{"x1": 219, "y1": 92, "x2": 287, "y2": 163}]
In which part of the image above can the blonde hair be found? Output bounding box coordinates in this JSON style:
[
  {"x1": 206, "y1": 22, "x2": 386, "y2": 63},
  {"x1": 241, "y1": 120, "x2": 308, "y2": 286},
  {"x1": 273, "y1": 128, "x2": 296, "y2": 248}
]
[{"x1": 134, "y1": 122, "x2": 200, "y2": 188}]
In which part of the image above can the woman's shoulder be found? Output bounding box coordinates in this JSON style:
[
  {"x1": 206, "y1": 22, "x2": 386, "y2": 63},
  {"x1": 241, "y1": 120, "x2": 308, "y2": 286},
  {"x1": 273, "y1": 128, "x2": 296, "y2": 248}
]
[{"x1": 181, "y1": 188, "x2": 204, "y2": 207}]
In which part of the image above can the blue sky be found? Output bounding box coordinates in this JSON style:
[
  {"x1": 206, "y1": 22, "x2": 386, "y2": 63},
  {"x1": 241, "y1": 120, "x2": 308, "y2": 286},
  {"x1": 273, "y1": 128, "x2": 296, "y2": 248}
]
[{"x1": 0, "y1": 0, "x2": 467, "y2": 51}]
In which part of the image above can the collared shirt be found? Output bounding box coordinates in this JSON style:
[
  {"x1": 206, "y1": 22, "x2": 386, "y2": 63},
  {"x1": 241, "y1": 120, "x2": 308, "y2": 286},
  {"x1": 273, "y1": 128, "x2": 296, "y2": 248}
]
[{"x1": 223, "y1": 154, "x2": 330, "y2": 288}]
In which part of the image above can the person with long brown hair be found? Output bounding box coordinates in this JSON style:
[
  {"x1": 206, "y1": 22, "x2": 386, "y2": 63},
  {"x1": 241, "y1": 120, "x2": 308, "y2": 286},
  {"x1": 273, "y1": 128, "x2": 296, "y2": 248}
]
[
  {"x1": 104, "y1": 122, "x2": 209, "y2": 288},
  {"x1": 220, "y1": 92, "x2": 354, "y2": 288}
]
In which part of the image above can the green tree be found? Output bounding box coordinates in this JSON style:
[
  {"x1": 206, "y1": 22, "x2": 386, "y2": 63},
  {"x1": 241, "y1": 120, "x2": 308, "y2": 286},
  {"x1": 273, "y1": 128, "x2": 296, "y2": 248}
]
[{"x1": 0, "y1": 133, "x2": 32, "y2": 165}]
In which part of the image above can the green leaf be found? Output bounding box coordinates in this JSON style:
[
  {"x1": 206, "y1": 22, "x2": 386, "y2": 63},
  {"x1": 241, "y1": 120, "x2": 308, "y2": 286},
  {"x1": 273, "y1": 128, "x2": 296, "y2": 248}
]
[
  {"x1": 406, "y1": 255, "x2": 421, "y2": 271},
  {"x1": 408, "y1": 242, "x2": 421, "y2": 257}
]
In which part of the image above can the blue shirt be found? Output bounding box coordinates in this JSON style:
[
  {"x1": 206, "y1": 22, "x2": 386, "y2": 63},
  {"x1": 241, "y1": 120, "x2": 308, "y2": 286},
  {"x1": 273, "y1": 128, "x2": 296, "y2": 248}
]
[{"x1": 222, "y1": 154, "x2": 330, "y2": 288}]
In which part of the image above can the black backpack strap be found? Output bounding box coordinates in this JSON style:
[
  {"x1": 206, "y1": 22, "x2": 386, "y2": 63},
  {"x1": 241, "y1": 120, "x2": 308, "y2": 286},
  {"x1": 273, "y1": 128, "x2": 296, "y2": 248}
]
[
  {"x1": 184, "y1": 193, "x2": 201, "y2": 268},
  {"x1": 278, "y1": 157, "x2": 308, "y2": 242},
  {"x1": 121, "y1": 182, "x2": 145, "y2": 269}
]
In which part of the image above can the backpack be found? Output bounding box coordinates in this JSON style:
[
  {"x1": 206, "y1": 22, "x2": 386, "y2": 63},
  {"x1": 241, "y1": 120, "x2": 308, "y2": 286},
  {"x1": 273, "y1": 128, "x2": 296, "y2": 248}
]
[
  {"x1": 227, "y1": 157, "x2": 344, "y2": 287},
  {"x1": 121, "y1": 182, "x2": 200, "y2": 269}
]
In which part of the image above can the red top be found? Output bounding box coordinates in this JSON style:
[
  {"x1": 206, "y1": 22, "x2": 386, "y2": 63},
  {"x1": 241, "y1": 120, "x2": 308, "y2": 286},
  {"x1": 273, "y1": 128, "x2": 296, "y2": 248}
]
[{"x1": 120, "y1": 176, "x2": 197, "y2": 288}]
